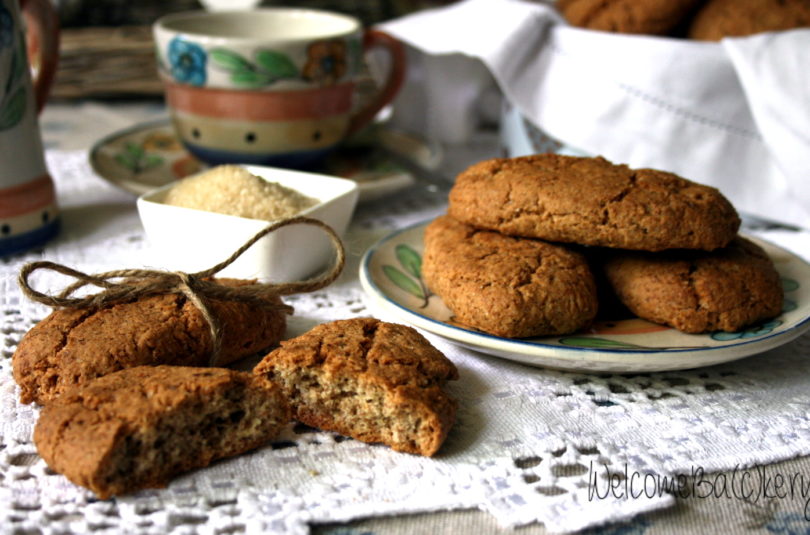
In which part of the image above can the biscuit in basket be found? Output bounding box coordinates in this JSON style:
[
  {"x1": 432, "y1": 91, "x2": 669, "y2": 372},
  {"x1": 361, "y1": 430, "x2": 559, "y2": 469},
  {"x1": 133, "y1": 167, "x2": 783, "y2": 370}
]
[
  {"x1": 602, "y1": 237, "x2": 784, "y2": 333},
  {"x1": 423, "y1": 215, "x2": 598, "y2": 338},
  {"x1": 13, "y1": 278, "x2": 288, "y2": 405},
  {"x1": 557, "y1": 0, "x2": 704, "y2": 35},
  {"x1": 34, "y1": 366, "x2": 290, "y2": 499},
  {"x1": 448, "y1": 154, "x2": 740, "y2": 252},
  {"x1": 253, "y1": 317, "x2": 458, "y2": 457},
  {"x1": 689, "y1": 0, "x2": 810, "y2": 40}
]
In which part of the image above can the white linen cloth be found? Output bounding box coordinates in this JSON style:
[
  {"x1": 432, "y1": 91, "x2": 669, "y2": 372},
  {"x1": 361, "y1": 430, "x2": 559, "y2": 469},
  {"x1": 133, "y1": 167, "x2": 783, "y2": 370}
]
[
  {"x1": 381, "y1": 0, "x2": 810, "y2": 230},
  {"x1": 0, "y1": 150, "x2": 810, "y2": 534}
]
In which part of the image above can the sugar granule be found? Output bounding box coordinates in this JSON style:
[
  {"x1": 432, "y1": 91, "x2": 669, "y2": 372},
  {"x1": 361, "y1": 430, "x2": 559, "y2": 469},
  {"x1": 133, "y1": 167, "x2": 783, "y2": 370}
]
[{"x1": 163, "y1": 165, "x2": 318, "y2": 221}]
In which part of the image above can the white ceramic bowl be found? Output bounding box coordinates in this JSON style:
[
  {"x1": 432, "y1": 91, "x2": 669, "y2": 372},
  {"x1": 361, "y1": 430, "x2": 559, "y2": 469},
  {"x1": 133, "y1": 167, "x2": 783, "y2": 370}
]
[{"x1": 136, "y1": 165, "x2": 359, "y2": 282}]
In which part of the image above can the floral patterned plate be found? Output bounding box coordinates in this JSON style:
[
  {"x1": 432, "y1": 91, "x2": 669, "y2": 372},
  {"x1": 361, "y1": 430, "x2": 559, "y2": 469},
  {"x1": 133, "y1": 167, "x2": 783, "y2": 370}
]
[
  {"x1": 89, "y1": 119, "x2": 440, "y2": 202},
  {"x1": 359, "y1": 220, "x2": 810, "y2": 373}
]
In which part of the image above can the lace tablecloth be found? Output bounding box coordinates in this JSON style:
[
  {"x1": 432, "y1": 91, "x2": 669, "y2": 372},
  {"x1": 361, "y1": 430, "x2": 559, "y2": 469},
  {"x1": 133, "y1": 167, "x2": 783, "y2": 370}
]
[{"x1": 2, "y1": 150, "x2": 810, "y2": 534}]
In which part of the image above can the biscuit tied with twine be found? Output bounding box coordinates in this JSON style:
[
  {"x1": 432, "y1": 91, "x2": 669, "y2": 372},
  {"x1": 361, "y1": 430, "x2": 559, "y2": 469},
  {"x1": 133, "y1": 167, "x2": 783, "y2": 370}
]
[{"x1": 18, "y1": 216, "x2": 345, "y2": 366}]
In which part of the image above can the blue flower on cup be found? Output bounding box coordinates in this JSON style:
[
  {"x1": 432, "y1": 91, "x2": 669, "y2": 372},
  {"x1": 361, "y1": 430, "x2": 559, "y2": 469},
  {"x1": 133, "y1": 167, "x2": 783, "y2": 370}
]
[
  {"x1": 0, "y1": 3, "x2": 14, "y2": 49},
  {"x1": 168, "y1": 37, "x2": 207, "y2": 86}
]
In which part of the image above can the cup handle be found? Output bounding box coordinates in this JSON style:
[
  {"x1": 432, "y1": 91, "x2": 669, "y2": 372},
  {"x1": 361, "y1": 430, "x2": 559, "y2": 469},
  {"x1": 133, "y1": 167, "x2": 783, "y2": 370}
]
[
  {"x1": 347, "y1": 29, "x2": 406, "y2": 135},
  {"x1": 20, "y1": 0, "x2": 60, "y2": 113}
]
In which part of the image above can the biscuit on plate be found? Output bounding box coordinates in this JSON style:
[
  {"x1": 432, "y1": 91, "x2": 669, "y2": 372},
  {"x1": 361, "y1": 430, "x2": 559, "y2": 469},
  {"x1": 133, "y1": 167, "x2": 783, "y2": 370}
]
[
  {"x1": 602, "y1": 237, "x2": 784, "y2": 333},
  {"x1": 13, "y1": 278, "x2": 288, "y2": 405},
  {"x1": 254, "y1": 317, "x2": 458, "y2": 457},
  {"x1": 689, "y1": 0, "x2": 810, "y2": 40},
  {"x1": 557, "y1": 0, "x2": 704, "y2": 35},
  {"x1": 448, "y1": 154, "x2": 740, "y2": 252},
  {"x1": 423, "y1": 214, "x2": 598, "y2": 338},
  {"x1": 34, "y1": 366, "x2": 290, "y2": 499}
]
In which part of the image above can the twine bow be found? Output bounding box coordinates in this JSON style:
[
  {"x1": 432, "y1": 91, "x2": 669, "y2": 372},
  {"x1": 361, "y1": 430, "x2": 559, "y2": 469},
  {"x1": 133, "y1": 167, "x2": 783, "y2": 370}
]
[{"x1": 18, "y1": 216, "x2": 346, "y2": 366}]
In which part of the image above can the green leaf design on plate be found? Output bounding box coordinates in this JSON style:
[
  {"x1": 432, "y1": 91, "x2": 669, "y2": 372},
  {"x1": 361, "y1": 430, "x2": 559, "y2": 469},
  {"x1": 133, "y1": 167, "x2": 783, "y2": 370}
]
[
  {"x1": 0, "y1": 87, "x2": 25, "y2": 130},
  {"x1": 113, "y1": 142, "x2": 163, "y2": 173},
  {"x1": 712, "y1": 331, "x2": 747, "y2": 341},
  {"x1": 383, "y1": 265, "x2": 424, "y2": 300},
  {"x1": 143, "y1": 154, "x2": 165, "y2": 170},
  {"x1": 254, "y1": 50, "x2": 298, "y2": 79},
  {"x1": 114, "y1": 151, "x2": 139, "y2": 171},
  {"x1": 395, "y1": 244, "x2": 422, "y2": 279},
  {"x1": 711, "y1": 319, "x2": 783, "y2": 341},
  {"x1": 125, "y1": 142, "x2": 145, "y2": 157},
  {"x1": 210, "y1": 48, "x2": 252, "y2": 72},
  {"x1": 782, "y1": 278, "x2": 799, "y2": 292},
  {"x1": 558, "y1": 336, "x2": 647, "y2": 349},
  {"x1": 114, "y1": 153, "x2": 133, "y2": 170}
]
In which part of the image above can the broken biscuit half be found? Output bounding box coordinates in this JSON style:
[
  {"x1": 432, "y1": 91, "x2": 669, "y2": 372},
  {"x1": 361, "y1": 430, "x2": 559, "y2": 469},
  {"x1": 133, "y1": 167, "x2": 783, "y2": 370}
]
[{"x1": 254, "y1": 317, "x2": 458, "y2": 456}]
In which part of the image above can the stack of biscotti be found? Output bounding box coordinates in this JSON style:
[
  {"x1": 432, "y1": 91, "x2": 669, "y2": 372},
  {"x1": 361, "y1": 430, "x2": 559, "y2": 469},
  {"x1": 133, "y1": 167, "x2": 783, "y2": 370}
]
[
  {"x1": 425, "y1": 154, "x2": 783, "y2": 336},
  {"x1": 556, "y1": 0, "x2": 810, "y2": 40}
]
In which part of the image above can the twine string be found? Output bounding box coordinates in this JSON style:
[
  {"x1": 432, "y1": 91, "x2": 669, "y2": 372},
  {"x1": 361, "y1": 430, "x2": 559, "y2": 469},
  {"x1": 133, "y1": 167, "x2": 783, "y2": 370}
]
[{"x1": 18, "y1": 216, "x2": 346, "y2": 366}]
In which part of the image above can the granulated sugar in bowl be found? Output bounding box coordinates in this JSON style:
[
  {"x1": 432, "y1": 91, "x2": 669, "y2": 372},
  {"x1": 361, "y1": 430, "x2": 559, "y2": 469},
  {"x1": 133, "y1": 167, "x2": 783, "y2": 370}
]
[
  {"x1": 137, "y1": 164, "x2": 359, "y2": 282},
  {"x1": 163, "y1": 165, "x2": 317, "y2": 220}
]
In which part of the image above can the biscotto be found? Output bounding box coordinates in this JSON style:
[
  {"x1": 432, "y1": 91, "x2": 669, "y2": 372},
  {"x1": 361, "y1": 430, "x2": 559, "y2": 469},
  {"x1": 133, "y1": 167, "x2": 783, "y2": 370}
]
[
  {"x1": 13, "y1": 278, "x2": 288, "y2": 405},
  {"x1": 448, "y1": 154, "x2": 740, "y2": 252},
  {"x1": 34, "y1": 365, "x2": 290, "y2": 499},
  {"x1": 254, "y1": 317, "x2": 458, "y2": 457},
  {"x1": 423, "y1": 215, "x2": 598, "y2": 338},
  {"x1": 557, "y1": 0, "x2": 704, "y2": 35},
  {"x1": 689, "y1": 0, "x2": 810, "y2": 40},
  {"x1": 602, "y1": 237, "x2": 784, "y2": 333}
]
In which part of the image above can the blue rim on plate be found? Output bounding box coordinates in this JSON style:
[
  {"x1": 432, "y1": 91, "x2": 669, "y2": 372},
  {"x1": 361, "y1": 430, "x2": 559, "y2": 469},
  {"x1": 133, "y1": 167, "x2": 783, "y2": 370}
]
[{"x1": 359, "y1": 219, "x2": 810, "y2": 373}]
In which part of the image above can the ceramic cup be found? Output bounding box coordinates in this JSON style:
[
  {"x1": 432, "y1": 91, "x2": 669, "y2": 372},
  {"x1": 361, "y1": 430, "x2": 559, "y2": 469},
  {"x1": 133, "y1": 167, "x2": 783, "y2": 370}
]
[
  {"x1": 0, "y1": 0, "x2": 60, "y2": 256},
  {"x1": 153, "y1": 8, "x2": 406, "y2": 168}
]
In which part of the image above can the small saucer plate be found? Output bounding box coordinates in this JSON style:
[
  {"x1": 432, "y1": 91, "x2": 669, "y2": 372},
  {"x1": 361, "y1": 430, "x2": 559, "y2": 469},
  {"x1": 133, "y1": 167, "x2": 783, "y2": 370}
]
[
  {"x1": 89, "y1": 119, "x2": 441, "y2": 202},
  {"x1": 359, "y1": 220, "x2": 810, "y2": 373}
]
